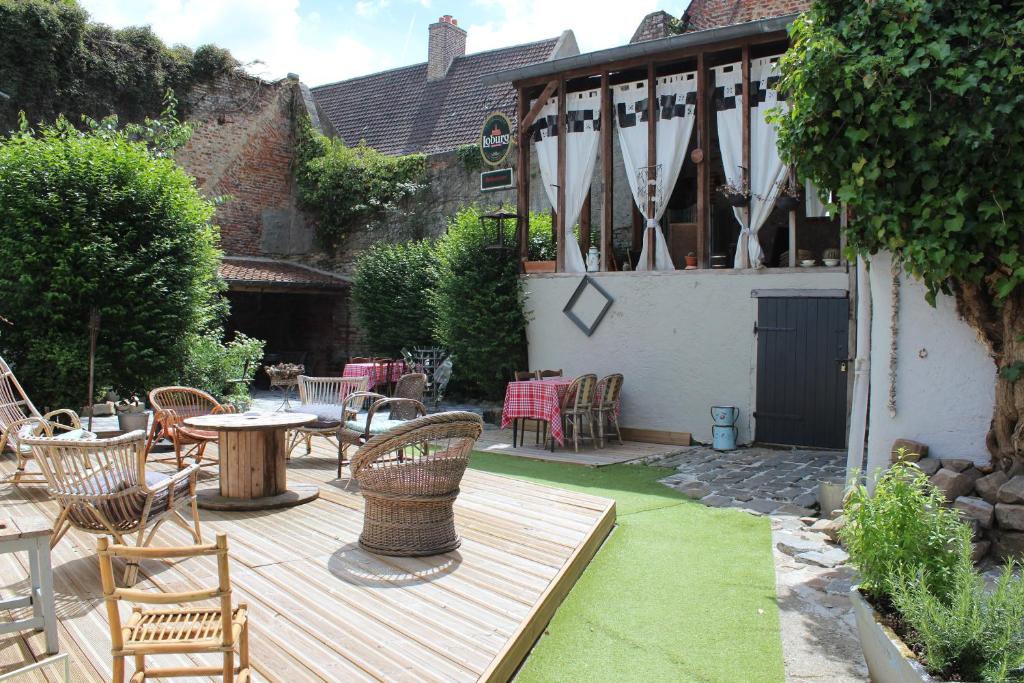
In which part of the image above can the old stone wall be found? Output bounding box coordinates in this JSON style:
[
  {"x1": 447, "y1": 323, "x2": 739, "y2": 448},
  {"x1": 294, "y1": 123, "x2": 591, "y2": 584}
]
[{"x1": 683, "y1": 0, "x2": 809, "y2": 32}]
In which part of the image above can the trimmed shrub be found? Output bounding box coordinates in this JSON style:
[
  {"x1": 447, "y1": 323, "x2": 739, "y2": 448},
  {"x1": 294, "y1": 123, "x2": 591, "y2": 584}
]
[
  {"x1": 0, "y1": 116, "x2": 226, "y2": 408},
  {"x1": 352, "y1": 240, "x2": 438, "y2": 356},
  {"x1": 180, "y1": 332, "x2": 264, "y2": 408}
]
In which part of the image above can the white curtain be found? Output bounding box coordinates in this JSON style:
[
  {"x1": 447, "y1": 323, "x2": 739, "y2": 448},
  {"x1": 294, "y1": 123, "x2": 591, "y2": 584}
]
[
  {"x1": 714, "y1": 56, "x2": 790, "y2": 268},
  {"x1": 613, "y1": 71, "x2": 697, "y2": 270},
  {"x1": 532, "y1": 89, "x2": 601, "y2": 273},
  {"x1": 805, "y1": 179, "x2": 830, "y2": 218}
]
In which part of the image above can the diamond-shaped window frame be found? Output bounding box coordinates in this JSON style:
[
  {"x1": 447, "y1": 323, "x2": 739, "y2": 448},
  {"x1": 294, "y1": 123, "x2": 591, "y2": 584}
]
[{"x1": 562, "y1": 276, "x2": 614, "y2": 337}]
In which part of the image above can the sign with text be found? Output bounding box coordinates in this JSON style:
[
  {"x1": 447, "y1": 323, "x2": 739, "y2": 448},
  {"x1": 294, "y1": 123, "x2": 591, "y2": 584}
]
[
  {"x1": 479, "y1": 112, "x2": 513, "y2": 166},
  {"x1": 480, "y1": 167, "x2": 514, "y2": 192}
]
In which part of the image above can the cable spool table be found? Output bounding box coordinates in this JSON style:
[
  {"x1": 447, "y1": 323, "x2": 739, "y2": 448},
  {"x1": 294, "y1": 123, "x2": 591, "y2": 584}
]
[{"x1": 185, "y1": 412, "x2": 318, "y2": 511}]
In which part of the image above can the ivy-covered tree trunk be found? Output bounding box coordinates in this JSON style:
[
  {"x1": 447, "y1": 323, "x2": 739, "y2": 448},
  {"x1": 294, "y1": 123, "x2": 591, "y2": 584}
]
[{"x1": 956, "y1": 283, "x2": 1024, "y2": 473}]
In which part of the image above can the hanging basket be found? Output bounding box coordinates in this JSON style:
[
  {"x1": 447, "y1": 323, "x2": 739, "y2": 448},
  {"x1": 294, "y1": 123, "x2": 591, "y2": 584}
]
[
  {"x1": 725, "y1": 192, "x2": 749, "y2": 207},
  {"x1": 776, "y1": 195, "x2": 800, "y2": 212}
]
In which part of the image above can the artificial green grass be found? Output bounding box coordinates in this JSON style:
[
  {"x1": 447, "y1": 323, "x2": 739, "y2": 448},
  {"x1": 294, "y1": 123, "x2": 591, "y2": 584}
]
[{"x1": 468, "y1": 452, "x2": 784, "y2": 683}]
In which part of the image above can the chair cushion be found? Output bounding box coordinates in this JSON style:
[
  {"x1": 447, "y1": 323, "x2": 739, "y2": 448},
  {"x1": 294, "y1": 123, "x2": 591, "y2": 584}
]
[
  {"x1": 65, "y1": 468, "x2": 190, "y2": 531},
  {"x1": 16, "y1": 425, "x2": 95, "y2": 453},
  {"x1": 290, "y1": 403, "x2": 344, "y2": 428},
  {"x1": 344, "y1": 415, "x2": 410, "y2": 436}
]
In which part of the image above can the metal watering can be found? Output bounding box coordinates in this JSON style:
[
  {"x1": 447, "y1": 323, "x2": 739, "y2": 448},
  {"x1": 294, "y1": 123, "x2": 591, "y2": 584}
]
[{"x1": 710, "y1": 405, "x2": 739, "y2": 451}]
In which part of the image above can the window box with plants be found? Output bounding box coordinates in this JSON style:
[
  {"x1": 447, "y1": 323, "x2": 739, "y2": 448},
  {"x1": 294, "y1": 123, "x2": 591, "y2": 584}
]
[
  {"x1": 717, "y1": 181, "x2": 751, "y2": 207},
  {"x1": 842, "y1": 461, "x2": 1024, "y2": 683}
]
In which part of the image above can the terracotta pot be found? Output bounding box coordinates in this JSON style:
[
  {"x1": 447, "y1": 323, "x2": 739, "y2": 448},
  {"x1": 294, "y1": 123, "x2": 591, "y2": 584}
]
[
  {"x1": 523, "y1": 260, "x2": 556, "y2": 273},
  {"x1": 684, "y1": 255, "x2": 698, "y2": 268}
]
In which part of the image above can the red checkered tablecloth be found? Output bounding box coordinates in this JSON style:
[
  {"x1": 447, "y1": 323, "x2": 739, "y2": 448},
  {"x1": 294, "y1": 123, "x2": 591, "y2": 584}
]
[
  {"x1": 500, "y1": 377, "x2": 620, "y2": 446},
  {"x1": 342, "y1": 361, "x2": 407, "y2": 390}
]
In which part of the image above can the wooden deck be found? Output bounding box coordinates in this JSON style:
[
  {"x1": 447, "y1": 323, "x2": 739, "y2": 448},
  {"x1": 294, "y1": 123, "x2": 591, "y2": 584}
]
[
  {"x1": 0, "y1": 439, "x2": 615, "y2": 682},
  {"x1": 475, "y1": 427, "x2": 688, "y2": 466}
]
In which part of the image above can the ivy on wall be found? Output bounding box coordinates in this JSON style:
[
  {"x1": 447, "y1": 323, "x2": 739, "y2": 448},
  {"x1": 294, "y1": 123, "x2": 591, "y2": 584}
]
[
  {"x1": 294, "y1": 116, "x2": 427, "y2": 248},
  {"x1": 0, "y1": 0, "x2": 238, "y2": 132}
]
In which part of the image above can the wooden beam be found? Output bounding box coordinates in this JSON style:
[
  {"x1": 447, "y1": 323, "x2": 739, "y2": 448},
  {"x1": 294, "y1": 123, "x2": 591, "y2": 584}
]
[
  {"x1": 516, "y1": 86, "x2": 531, "y2": 264},
  {"x1": 696, "y1": 52, "x2": 708, "y2": 269},
  {"x1": 645, "y1": 62, "x2": 657, "y2": 271},
  {"x1": 741, "y1": 45, "x2": 751, "y2": 269},
  {"x1": 580, "y1": 190, "x2": 592, "y2": 261},
  {"x1": 600, "y1": 72, "x2": 613, "y2": 272},
  {"x1": 520, "y1": 80, "x2": 558, "y2": 131},
  {"x1": 631, "y1": 202, "x2": 643, "y2": 263},
  {"x1": 556, "y1": 78, "x2": 567, "y2": 272}
]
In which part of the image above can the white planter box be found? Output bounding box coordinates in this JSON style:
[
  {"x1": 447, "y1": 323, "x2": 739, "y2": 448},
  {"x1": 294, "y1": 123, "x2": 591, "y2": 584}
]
[{"x1": 850, "y1": 587, "x2": 936, "y2": 683}]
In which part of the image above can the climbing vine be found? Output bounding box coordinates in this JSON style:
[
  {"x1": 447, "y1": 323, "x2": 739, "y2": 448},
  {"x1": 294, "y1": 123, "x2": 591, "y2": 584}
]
[{"x1": 294, "y1": 117, "x2": 426, "y2": 248}]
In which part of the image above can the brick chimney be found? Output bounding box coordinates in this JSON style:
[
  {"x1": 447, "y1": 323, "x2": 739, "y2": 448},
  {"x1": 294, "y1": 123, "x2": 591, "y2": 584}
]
[{"x1": 427, "y1": 15, "x2": 466, "y2": 81}]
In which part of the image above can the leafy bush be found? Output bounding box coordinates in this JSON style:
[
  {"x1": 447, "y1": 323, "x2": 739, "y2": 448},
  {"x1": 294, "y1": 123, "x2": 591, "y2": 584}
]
[
  {"x1": 352, "y1": 240, "x2": 438, "y2": 356},
  {"x1": 0, "y1": 115, "x2": 226, "y2": 408},
  {"x1": 526, "y1": 211, "x2": 555, "y2": 261},
  {"x1": 431, "y1": 207, "x2": 528, "y2": 399},
  {"x1": 180, "y1": 333, "x2": 264, "y2": 408},
  {"x1": 841, "y1": 462, "x2": 969, "y2": 602},
  {"x1": 893, "y1": 547, "x2": 1024, "y2": 682},
  {"x1": 295, "y1": 118, "x2": 426, "y2": 247}
]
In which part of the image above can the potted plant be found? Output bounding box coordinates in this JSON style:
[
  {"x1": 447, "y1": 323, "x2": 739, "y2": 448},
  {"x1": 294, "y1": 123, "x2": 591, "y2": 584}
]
[
  {"x1": 684, "y1": 252, "x2": 698, "y2": 268},
  {"x1": 717, "y1": 181, "x2": 751, "y2": 207},
  {"x1": 823, "y1": 248, "x2": 841, "y2": 267},
  {"x1": 843, "y1": 462, "x2": 1024, "y2": 682},
  {"x1": 775, "y1": 180, "x2": 801, "y2": 212},
  {"x1": 115, "y1": 394, "x2": 149, "y2": 432},
  {"x1": 522, "y1": 259, "x2": 556, "y2": 273}
]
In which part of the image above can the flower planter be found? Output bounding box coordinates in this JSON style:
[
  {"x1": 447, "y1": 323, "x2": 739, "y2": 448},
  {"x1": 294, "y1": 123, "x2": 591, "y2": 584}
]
[
  {"x1": 724, "y1": 193, "x2": 749, "y2": 207},
  {"x1": 117, "y1": 410, "x2": 149, "y2": 433},
  {"x1": 850, "y1": 587, "x2": 936, "y2": 683},
  {"x1": 776, "y1": 195, "x2": 800, "y2": 212},
  {"x1": 523, "y1": 260, "x2": 556, "y2": 273}
]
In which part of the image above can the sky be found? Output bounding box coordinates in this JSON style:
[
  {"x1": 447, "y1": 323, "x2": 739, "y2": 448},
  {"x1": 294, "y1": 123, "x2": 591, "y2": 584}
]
[{"x1": 78, "y1": 1, "x2": 688, "y2": 87}]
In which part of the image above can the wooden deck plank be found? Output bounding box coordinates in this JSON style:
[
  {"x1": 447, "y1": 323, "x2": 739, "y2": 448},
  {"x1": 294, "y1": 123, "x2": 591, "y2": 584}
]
[{"x1": 0, "y1": 442, "x2": 615, "y2": 682}]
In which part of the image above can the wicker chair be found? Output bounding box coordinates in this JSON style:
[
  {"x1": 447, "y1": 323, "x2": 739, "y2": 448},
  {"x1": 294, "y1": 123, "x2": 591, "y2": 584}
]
[
  {"x1": 560, "y1": 374, "x2": 598, "y2": 453},
  {"x1": 146, "y1": 387, "x2": 235, "y2": 469},
  {"x1": 336, "y1": 392, "x2": 427, "y2": 476},
  {"x1": 351, "y1": 412, "x2": 483, "y2": 556},
  {"x1": 286, "y1": 375, "x2": 369, "y2": 457},
  {"x1": 594, "y1": 373, "x2": 624, "y2": 447},
  {"x1": 391, "y1": 373, "x2": 427, "y2": 419},
  {"x1": 98, "y1": 533, "x2": 250, "y2": 682},
  {"x1": 0, "y1": 355, "x2": 91, "y2": 484},
  {"x1": 24, "y1": 431, "x2": 201, "y2": 585}
]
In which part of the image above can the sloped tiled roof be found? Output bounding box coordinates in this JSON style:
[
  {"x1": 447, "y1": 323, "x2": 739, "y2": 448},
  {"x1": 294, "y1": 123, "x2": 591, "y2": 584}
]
[
  {"x1": 219, "y1": 258, "x2": 349, "y2": 290},
  {"x1": 311, "y1": 37, "x2": 560, "y2": 156},
  {"x1": 681, "y1": 0, "x2": 809, "y2": 32}
]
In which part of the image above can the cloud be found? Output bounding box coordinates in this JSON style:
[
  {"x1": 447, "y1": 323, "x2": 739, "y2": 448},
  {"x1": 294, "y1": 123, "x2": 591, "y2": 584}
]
[{"x1": 355, "y1": 0, "x2": 391, "y2": 18}]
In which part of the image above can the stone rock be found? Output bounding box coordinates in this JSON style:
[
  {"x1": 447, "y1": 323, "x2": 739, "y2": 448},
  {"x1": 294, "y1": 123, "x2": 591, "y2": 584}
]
[
  {"x1": 975, "y1": 470, "x2": 1009, "y2": 505},
  {"x1": 799, "y1": 516, "x2": 818, "y2": 526},
  {"x1": 995, "y1": 504, "x2": 1024, "y2": 531},
  {"x1": 990, "y1": 529, "x2": 1024, "y2": 562},
  {"x1": 931, "y1": 468, "x2": 975, "y2": 502},
  {"x1": 997, "y1": 475, "x2": 1024, "y2": 505},
  {"x1": 915, "y1": 457, "x2": 941, "y2": 476},
  {"x1": 792, "y1": 492, "x2": 819, "y2": 509},
  {"x1": 971, "y1": 540, "x2": 991, "y2": 563},
  {"x1": 976, "y1": 463, "x2": 995, "y2": 475},
  {"x1": 810, "y1": 515, "x2": 846, "y2": 543},
  {"x1": 940, "y1": 458, "x2": 973, "y2": 472},
  {"x1": 961, "y1": 467, "x2": 983, "y2": 489},
  {"x1": 776, "y1": 534, "x2": 821, "y2": 557},
  {"x1": 891, "y1": 438, "x2": 928, "y2": 463},
  {"x1": 955, "y1": 496, "x2": 994, "y2": 529},
  {"x1": 795, "y1": 547, "x2": 850, "y2": 568}
]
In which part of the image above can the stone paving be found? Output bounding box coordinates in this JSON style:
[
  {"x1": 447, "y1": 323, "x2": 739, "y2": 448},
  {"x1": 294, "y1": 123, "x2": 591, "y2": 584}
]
[{"x1": 652, "y1": 445, "x2": 848, "y2": 516}]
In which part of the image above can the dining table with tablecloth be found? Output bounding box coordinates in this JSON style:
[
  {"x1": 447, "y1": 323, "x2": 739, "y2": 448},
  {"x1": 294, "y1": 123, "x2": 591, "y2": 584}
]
[
  {"x1": 341, "y1": 360, "x2": 407, "y2": 391},
  {"x1": 500, "y1": 376, "x2": 619, "y2": 448}
]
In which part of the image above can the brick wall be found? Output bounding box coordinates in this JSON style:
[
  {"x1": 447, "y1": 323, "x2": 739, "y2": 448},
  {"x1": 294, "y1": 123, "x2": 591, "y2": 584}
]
[{"x1": 682, "y1": 0, "x2": 809, "y2": 32}]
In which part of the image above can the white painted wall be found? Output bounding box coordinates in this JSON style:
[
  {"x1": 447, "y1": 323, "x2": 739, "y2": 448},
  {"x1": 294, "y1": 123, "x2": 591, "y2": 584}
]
[
  {"x1": 864, "y1": 253, "x2": 994, "y2": 476},
  {"x1": 522, "y1": 269, "x2": 850, "y2": 444}
]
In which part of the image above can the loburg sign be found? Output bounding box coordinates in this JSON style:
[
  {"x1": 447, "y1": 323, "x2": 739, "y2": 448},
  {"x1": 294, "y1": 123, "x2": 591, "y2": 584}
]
[{"x1": 479, "y1": 112, "x2": 513, "y2": 167}]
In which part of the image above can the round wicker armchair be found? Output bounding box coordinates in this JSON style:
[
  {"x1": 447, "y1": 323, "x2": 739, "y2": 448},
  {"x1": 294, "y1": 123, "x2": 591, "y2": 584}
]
[{"x1": 350, "y1": 411, "x2": 483, "y2": 557}]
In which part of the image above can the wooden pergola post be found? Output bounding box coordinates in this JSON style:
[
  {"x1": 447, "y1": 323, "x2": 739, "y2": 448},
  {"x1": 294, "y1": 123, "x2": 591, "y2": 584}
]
[
  {"x1": 600, "y1": 72, "x2": 612, "y2": 272},
  {"x1": 556, "y1": 78, "x2": 567, "y2": 272},
  {"x1": 741, "y1": 45, "x2": 752, "y2": 269},
  {"x1": 516, "y1": 86, "x2": 530, "y2": 263},
  {"x1": 646, "y1": 62, "x2": 657, "y2": 271},
  {"x1": 696, "y1": 53, "x2": 708, "y2": 268}
]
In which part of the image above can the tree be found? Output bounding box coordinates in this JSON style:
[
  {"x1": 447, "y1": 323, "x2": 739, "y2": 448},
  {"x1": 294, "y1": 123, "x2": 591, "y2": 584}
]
[
  {"x1": 0, "y1": 114, "x2": 225, "y2": 408},
  {"x1": 774, "y1": 0, "x2": 1024, "y2": 471}
]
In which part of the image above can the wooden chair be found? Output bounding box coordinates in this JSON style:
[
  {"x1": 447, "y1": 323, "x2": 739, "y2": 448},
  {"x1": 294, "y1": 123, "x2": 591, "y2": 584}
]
[
  {"x1": 98, "y1": 533, "x2": 250, "y2": 682},
  {"x1": 594, "y1": 373, "x2": 624, "y2": 447},
  {"x1": 24, "y1": 431, "x2": 201, "y2": 585},
  {"x1": 336, "y1": 392, "x2": 427, "y2": 477},
  {"x1": 0, "y1": 355, "x2": 90, "y2": 484},
  {"x1": 352, "y1": 412, "x2": 483, "y2": 556},
  {"x1": 560, "y1": 374, "x2": 598, "y2": 453},
  {"x1": 287, "y1": 374, "x2": 369, "y2": 457},
  {"x1": 538, "y1": 369, "x2": 563, "y2": 378},
  {"x1": 146, "y1": 387, "x2": 235, "y2": 469},
  {"x1": 512, "y1": 371, "x2": 545, "y2": 445}
]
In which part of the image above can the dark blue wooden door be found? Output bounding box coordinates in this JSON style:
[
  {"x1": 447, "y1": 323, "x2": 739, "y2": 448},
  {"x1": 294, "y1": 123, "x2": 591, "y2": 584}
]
[{"x1": 755, "y1": 296, "x2": 849, "y2": 448}]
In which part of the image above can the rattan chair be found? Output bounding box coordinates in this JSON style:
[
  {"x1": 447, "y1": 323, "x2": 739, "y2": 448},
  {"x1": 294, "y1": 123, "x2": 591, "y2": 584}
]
[
  {"x1": 287, "y1": 375, "x2": 369, "y2": 458},
  {"x1": 98, "y1": 533, "x2": 250, "y2": 682},
  {"x1": 336, "y1": 392, "x2": 427, "y2": 476},
  {"x1": 24, "y1": 431, "x2": 201, "y2": 585},
  {"x1": 560, "y1": 374, "x2": 598, "y2": 453},
  {"x1": 351, "y1": 411, "x2": 483, "y2": 556},
  {"x1": 0, "y1": 355, "x2": 91, "y2": 484},
  {"x1": 594, "y1": 373, "x2": 624, "y2": 447},
  {"x1": 391, "y1": 373, "x2": 427, "y2": 419},
  {"x1": 146, "y1": 387, "x2": 235, "y2": 469}
]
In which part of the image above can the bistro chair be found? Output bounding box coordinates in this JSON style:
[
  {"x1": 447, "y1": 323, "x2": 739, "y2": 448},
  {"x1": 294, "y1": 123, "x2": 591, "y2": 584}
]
[
  {"x1": 146, "y1": 387, "x2": 235, "y2": 469},
  {"x1": 336, "y1": 392, "x2": 427, "y2": 476},
  {"x1": 560, "y1": 374, "x2": 598, "y2": 453},
  {"x1": 25, "y1": 431, "x2": 201, "y2": 585},
  {"x1": 287, "y1": 375, "x2": 369, "y2": 458},
  {"x1": 594, "y1": 373, "x2": 624, "y2": 447},
  {"x1": 98, "y1": 533, "x2": 250, "y2": 682},
  {"x1": 352, "y1": 412, "x2": 483, "y2": 556},
  {"x1": 538, "y1": 369, "x2": 563, "y2": 378},
  {"x1": 391, "y1": 373, "x2": 428, "y2": 418},
  {"x1": 512, "y1": 370, "x2": 544, "y2": 445},
  {"x1": 0, "y1": 355, "x2": 92, "y2": 485}
]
